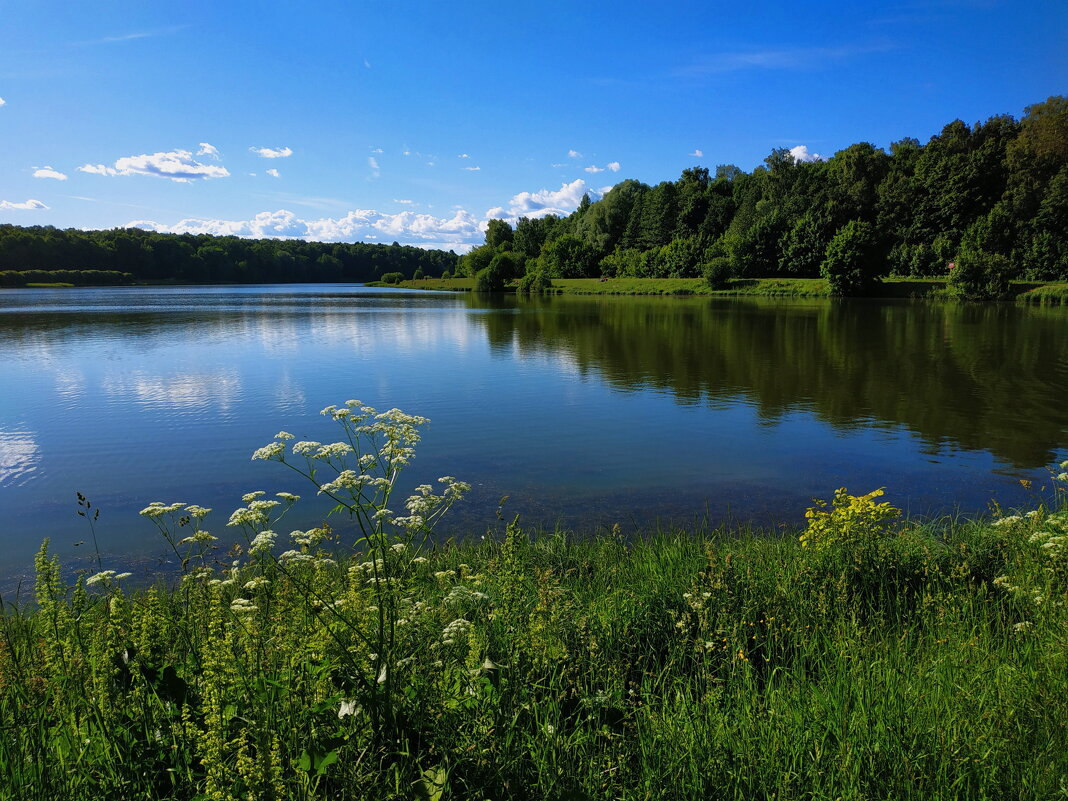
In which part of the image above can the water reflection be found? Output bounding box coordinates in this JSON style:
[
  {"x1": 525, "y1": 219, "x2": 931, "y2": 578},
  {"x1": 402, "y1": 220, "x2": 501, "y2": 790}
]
[
  {"x1": 472, "y1": 295, "x2": 1068, "y2": 469},
  {"x1": 0, "y1": 430, "x2": 39, "y2": 488}
]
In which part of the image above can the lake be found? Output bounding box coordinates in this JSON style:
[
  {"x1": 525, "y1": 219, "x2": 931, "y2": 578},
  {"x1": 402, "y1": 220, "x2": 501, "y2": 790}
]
[{"x1": 1, "y1": 284, "x2": 1066, "y2": 587}]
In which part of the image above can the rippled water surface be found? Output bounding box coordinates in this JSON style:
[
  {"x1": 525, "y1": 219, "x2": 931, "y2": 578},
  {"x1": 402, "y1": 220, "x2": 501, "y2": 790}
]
[{"x1": 1, "y1": 284, "x2": 1066, "y2": 584}]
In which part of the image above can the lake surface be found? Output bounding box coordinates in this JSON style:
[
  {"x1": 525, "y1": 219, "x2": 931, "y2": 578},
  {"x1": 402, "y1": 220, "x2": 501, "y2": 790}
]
[{"x1": 1, "y1": 284, "x2": 1066, "y2": 587}]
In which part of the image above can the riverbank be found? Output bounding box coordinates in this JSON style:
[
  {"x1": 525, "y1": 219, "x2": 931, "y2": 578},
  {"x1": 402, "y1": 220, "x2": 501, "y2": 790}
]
[
  {"x1": 6, "y1": 488, "x2": 1066, "y2": 799},
  {"x1": 380, "y1": 275, "x2": 1068, "y2": 301}
]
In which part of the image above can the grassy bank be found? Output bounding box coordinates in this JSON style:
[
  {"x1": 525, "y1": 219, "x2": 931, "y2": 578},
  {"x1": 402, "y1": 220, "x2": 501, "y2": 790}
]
[
  {"x1": 382, "y1": 276, "x2": 1068, "y2": 302},
  {"x1": 2, "y1": 400, "x2": 1066, "y2": 800}
]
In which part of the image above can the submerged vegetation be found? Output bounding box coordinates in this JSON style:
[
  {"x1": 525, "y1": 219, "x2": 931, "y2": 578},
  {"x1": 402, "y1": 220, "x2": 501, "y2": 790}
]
[{"x1": 1, "y1": 402, "x2": 1066, "y2": 799}]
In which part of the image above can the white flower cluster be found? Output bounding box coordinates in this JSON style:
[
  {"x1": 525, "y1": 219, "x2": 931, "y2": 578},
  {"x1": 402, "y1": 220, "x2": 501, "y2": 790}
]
[
  {"x1": 177, "y1": 530, "x2": 218, "y2": 546},
  {"x1": 230, "y1": 598, "x2": 258, "y2": 615},
  {"x1": 86, "y1": 570, "x2": 132, "y2": 586},
  {"x1": 444, "y1": 585, "x2": 489, "y2": 608},
  {"x1": 249, "y1": 530, "x2": 277, "y2": 555},
  {"x1": 442, "y1": 617, "x2": 473, "y2": 646},
  {"x1": 139, "y1": 501, "x2": 187, "y2": 518}
]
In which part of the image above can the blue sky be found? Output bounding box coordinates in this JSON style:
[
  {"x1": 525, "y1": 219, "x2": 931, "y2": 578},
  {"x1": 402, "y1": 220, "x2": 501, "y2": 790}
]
[{"x1": 1, "y1": 0, "x2": 1065, "y2": 252}]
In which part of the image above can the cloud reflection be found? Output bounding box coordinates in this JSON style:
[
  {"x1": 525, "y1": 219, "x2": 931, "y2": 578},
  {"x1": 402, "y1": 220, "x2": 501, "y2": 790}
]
[{"x1": 0, "y1": 430, "x2": 40, "y2": 487}]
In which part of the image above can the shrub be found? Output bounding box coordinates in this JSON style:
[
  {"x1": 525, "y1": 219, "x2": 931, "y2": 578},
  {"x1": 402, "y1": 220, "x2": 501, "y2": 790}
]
[
  {"x1": 820, "y1": 220, "x2": 881, "y2": 296},
  {"x1": 474, "y1": 262, "x2": 506, "y2": 292},
  {"x1": 380, "y1": 271, "x2": 405, "y2": 284},
  {"x1": 516, "y1": 270, "x2": 553, "y2": 294},
  {"x1": 702, "y1": 257, "x2": 733, "y2": 289},
  {"x1": 948, "y1": 248, "x2": 1012, "y2": 300},
  {"x1": 799, "y1": 487, "x2": 901, "y2": 551}
]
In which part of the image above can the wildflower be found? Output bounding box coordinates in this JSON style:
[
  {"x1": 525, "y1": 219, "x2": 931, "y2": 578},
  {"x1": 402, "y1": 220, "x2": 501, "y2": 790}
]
[
  {"x1": 114, "y1": 572, "x2": 132, "y2": 580},
  {"x1": 185, "y1": 504, "x2": 212, "y2": 519},
  {"x1": 275, "y1": 431, "x2": 295, "y2": 440},
  {"x1": 249, "y1": 531, "x2": 277, "y2": 555},
  {"x1": 230, "y1": 598, "x2": 258, "y2": 615},
  {"x1": 993, "y1": 515, "x2": 1022, "y2": 527},
  {"x1": 249, "y1": 499, "x2": 280, "y2": 512},
  {"x1": 315, "y1": 442, "x2": 354, "y2": 459},
  {"x1": 244, "y1": 577, "x2": 270, "y2": 590},
  {"x1": 276, "y1": 492, "x2": 300, "y2": 502},
  {"x1": 241, "y1": 491, "x2": 266, "y2": 503},
  {"x1": 292, "y1": 441, "x2": 323, "y2": 457},
  {"x1": 228, "y1": 507, "x2": 268, "y2": 528},
  {"x1": 251, "y1": 441, "x2": 285, "y2": 461},
  {"x1": 1013, "y1": 621, "x2": 1032, "y2": 633},
  {"x1": 412, "y1": 556, "x2": 428, "y2": 564},
  {"x1": 177, "y1": 530, "x2": 218, "y2": 545},
  {"x1": 390, "y1": 543, "x2": 407, "y2": 553},
  {"x1": 86, "y1": 570, "x2": 117, "y2": 586},
  {"x1": 442, "y1": 617, "x2": 473, "y2": 646},
  {"x1": 139, "y1": 503, "x2": 168, "y2": 518}
]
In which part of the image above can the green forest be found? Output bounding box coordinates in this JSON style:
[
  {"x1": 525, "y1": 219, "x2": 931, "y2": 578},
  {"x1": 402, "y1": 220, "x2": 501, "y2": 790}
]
[
  {"x1": 0, "y1": 227, "x2": 459, "y2": 286},
  {"x1": 462, "y1": 96, "x2": 1068, "y2": 298},
  {"x1": 2, "y1": 97, "x2": 1065, "y2": 298}
]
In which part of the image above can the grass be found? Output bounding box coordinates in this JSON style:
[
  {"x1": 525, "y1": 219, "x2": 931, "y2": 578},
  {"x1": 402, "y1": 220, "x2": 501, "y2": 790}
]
[
  {"x1": 2, "y1": 497, "x2": 1066, "y2": 799},
  {"x1": 384, "y1": 275, "x2": 1068, "y2": 303},
  {"x1": 4, "y1": 407, "x2": 1064, "y2": 800}
]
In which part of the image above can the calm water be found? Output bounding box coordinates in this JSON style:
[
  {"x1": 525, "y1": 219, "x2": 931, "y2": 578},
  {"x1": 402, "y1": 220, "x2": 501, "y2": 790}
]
[{"x1": 1, "y1": 284, "x2": 1066, "y2": 585}]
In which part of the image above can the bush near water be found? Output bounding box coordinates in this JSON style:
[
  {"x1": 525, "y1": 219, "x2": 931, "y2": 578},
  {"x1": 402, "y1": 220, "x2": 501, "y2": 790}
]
[{"x1": 2, "y1": 402, "x2": 1066, "y2": 800}]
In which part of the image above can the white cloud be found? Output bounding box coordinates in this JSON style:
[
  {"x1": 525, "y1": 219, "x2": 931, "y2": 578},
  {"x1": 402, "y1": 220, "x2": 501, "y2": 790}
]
[
  {"x1": 568, "y1": 149, "x2": 582, "y2": 159},
  {"x1": 363, "y1": 58, "x2": 372, "y2": 69},
  {"x1": 0, "y1": 97, "x2": 6, "y2": 107},
  {"x1": 371, "y1": 147, "x2": 384, "y2": 153},
  {"x1": 249, "y1": 146, "x2": 293, "y2": 159},
  {"x1": 789, "y1": 144, "x2": 826, "y2": 163},
  {"x1": 491, "y1": 178, "x2": 601, "y2": 221},
  {"x1": 367, "y1": 156, "x2": 380, "y2": 178},
  {"x1": 463, "y1": 165, "x2": 481, "y2": 171},
  {"x1": 689, "y1": 148, "x2": 704, "y2": 157},
  {"x1": 394, "y1": 199, "x2": 414, "y2": 205},
  {"x1": 551, "y1": 162, "x2": 565, "y2": 168},
  {"x1": 33, "y1": 166, "x2": 68, "y2": 180},
  {"x1": 607, "y1": 161, "x2": 621, "y2": 172},
  {"x1": 197, "y1": 142, "x2": 220, "y2": 158},
  {"x1": 77, "y1": 149, "x2": 230, "y2": 182},
  {"x1": 679, "y1": 44, "x2": 896, "y2": 75},
  {"x1": 127, "y1": 207, "x2": 483, "y2": 251},
  {"x1": 458, "y1": 153, "x2": 470, "y2": 158},
  {"x1": 266, "y1": 168, "x2": 280, "y2": 178},
  {"x1": 0, "y1": 198, "x2": 48, "y2": 210},
  {"x1": 584, "y1": 165, "x2": 604, "y2": 173}
]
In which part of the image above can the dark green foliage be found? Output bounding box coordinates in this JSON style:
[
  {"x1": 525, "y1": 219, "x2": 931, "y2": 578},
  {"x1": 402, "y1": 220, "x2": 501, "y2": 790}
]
[
  {"x1": 466, "y1": 97, "x2": 1068, "y2": 290},
  {"x1": 703, "y1": 257, "x2": 733, "y2": 289},
  {"x1": 459, "y1": 243, "x2": 495, "y2": 278},
  {"x1": 380, "y1": 271, "x2": 405, "y2": 284},
  {"x1": 484, "y1": 218, "x2": 514, "y2": 250},
  {"x1": 516, "y1": 269, "x2": 553, "y2": 294},
  {"x1": 540, "y1": 234, "x2": 597, "y2": 278},
  {"x1": 821, "y1": 220, "x2": 881, "y2": 296},
  {"x1": 0, "y1": 269, "x2": 132, "y2": 287},
  {"x1": 0, "y1": 225, "x2": 458, "y2": 284},
  {"x1": 474, "y1": 261, "x2": 507, "y2": 292},
  {"x1": 948, "y1": 247, "x2": 1013, "y2": 300}
]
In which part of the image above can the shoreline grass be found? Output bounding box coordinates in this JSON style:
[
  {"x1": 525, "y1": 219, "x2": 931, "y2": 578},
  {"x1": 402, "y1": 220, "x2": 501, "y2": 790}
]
[
  {"x1": 3, "y1": 403, "x2": 1065, "y2": 800},
  {"x1": 385, "y1": 275, "x2": 1068, "y2": 301},
  {"x1": 3, "y1": 503, "x2": 1065, "y2": 799}
]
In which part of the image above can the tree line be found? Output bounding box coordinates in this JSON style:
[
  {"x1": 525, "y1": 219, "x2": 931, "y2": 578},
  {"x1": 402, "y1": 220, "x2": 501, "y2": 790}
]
[
  {"x1": 0, "y1": 226, "x2": 459, "y2": 285},
  {"x1": 462, "y1": 96, "x2": 1068, "y2": 297}
]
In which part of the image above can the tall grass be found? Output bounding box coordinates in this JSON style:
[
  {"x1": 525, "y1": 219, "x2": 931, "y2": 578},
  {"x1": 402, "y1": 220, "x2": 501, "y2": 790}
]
[{"x1": 1, "y1": 406, "x2": 1065, "y2": 800}]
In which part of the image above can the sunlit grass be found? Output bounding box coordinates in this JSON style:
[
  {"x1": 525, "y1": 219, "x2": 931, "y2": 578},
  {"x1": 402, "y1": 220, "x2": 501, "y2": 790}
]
[{"x1": 2, "y1": 405, "x2": 1065, "y2": 800}]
